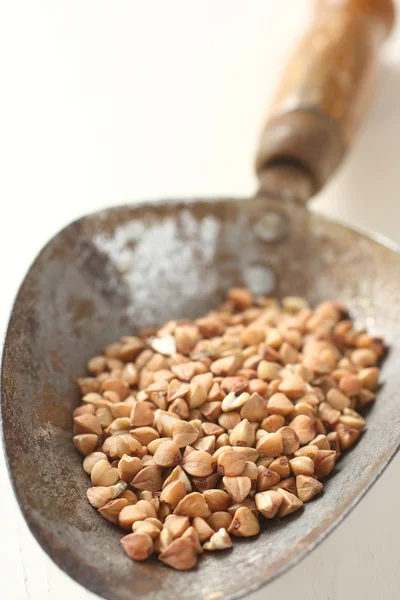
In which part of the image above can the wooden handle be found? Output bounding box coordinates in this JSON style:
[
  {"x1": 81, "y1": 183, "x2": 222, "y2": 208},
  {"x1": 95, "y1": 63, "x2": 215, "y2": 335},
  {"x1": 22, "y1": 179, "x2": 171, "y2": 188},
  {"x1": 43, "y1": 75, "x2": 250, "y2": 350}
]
[{"x1": 256, "y1": 0, "x2": 395, "y2": 201}]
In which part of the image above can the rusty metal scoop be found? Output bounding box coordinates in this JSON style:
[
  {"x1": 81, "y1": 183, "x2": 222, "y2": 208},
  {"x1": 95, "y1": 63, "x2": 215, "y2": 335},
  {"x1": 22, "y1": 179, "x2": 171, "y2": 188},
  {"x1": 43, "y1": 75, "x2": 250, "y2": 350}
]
[{"x1": 2, "y1": 2, "x2": 399, "y2": 600}]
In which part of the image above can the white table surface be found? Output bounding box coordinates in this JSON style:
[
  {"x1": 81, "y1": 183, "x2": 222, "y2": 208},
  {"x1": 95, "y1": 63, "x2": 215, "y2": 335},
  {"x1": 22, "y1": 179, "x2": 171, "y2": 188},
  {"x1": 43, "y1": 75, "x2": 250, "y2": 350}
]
[{"x1": 1, "y1": 2, "x2": 400, "y2": 599}]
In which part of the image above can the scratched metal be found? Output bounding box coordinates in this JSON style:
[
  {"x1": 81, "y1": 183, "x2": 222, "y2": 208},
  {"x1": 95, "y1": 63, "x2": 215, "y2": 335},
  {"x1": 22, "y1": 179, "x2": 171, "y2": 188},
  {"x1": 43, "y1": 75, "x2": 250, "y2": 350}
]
[{"x1": 2, "y1": 196, "x2": 400, "y2": 600}]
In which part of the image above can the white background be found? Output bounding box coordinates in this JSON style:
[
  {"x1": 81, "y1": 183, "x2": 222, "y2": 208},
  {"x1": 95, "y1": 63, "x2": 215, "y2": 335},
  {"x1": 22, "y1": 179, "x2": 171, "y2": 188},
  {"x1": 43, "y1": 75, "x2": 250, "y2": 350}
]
[{"x1": 1, "y1": 1, "x2": 400, "y2": 599}]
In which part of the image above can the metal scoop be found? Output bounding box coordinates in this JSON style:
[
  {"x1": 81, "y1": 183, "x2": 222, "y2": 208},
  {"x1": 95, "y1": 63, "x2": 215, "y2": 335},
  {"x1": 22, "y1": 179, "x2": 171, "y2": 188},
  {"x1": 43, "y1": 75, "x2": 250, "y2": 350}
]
[{"x1": 2, "y1": 2, "x2": 399, "y2": 600}]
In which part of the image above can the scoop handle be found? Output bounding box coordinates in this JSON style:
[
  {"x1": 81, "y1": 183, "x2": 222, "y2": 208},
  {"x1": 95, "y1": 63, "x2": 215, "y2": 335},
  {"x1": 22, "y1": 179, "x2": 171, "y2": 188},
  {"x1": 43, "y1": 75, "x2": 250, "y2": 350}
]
[{"x1": 256, "y1": 0, "x2": 395, "y2": 201}]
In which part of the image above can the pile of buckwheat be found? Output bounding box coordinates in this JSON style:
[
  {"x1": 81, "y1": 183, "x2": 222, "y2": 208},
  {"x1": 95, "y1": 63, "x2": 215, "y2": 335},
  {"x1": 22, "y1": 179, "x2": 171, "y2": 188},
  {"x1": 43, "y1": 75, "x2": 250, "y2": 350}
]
[{"x1": 72, "y1": 289, "x2": 384, "y2": 570}]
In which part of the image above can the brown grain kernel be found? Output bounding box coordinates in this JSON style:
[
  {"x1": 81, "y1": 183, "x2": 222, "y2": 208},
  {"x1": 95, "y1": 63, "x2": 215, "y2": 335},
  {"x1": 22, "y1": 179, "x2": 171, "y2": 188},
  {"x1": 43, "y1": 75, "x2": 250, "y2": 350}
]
[
  {"x1": 335, "y1": 423, "x2": 360, "y2": 450},
  {"x1": 239, "y1": 394, "x2": 268, "y2": 423},
  {"x1": 202, "y1": 422, "x2": 224, "y2": 437},
  {"x1": 163, "y1": 465, "x2": 192, "y2": 493},
  {"x1": 277, "y1": 488, "x2": 303, "y2": 517},
  {"x1": 296, "y1": 475, "x2": 323, "y2": 502},
  {"x1": 269, "y1": 456, "x2": 291, "y2": 479},
  {"x1": 217, "y1": 451, "x2": 246, "y2": 477},
  {"x1": 193, "y1": 435, "x2": 216, "y2": 454},
  {"x1": 247, "y1": 378, "x2": 268, "y2": 396},
  {"x1": 78, "y1": 377, "x2": 100, "y2": 395},
  {"x1": 174, "y1": 492, "x2": 211, "y2": 518},
  {"x1": 160, "y1": 480, "x2": 187, "y2": 510},
  {"x1": 289, "y1": 415, "x2": 316, "y2": 445},
  {"x1": 157, "y1": 502, "x2": 171, "y2": 521},
  {"x1": 159, "y1": 537, "x2": 198, "y2": 570},
  {"x1": 289, "y1": 456, "x2": 314, "y2": 476},
  {"x1": 141, "y1": 454, "x2": 156, "y2": 466},
  {"x1": 121, "y1": 491, "x2": 137, "y2": 505},
  {"x1": 309, "y1": 434, "x2": 330, "y2": 450},
  {"x1": 221, "y1": 391, "x2": 249, "y2": 412},
  {"x1": 278, "y1": 375, "x2": 307, "y2": 400},
  {"x1": 227, "y1": 498, "x2": 258, "y2": 517},
  {"x1": 257, "y1": 466, "x2": 280, "y2": 492},
  {"x1": 228, "y1": 287, "x2": 253, "y2": 309},
  {"x1": 132, "y1": 465, "x2": 163, "y2": 492},
  {"x1": 351, "y1": 348, "x2": 378, "y2": 368},
  {"x1": 231, "y1": 446, "x2": 259, "y2": 462},
  {"x1": 294, "y1": 445, "x2": 319, "y2": 461},
  {"x1": 257, "y1": 360, "x2": 281, "y2": 382},
  {"x1": 83, "y1": 451, "x2": 107, "y2": 474},
  {"x1": 168, "y1": 399, "x2": 190, "y2": 420},
  {"x1": 208, "y1": 382, "x2": 225, "y2": 402},
  {"x1": 73, "y1": 404, "x2": 96, "y2": 418},
  {"x1": 154, "y1": 527, "x2": 173, "y2": 553},
  {"x1": 101, "y1": 378, "x2": 130, "y2": 400},
  {"x1": 90, "y1": 460, "x2": 119, "y2": 487},
  {"x1": 229, "y1": 419, "x2": 255, "y2": 447},
  {"x1": 106, "y1": 417, "x2": 131, "y2": 435},
  {"x1": 199, "y1": 401, "x2": 222, "y2": 422},
  {"x1": 99, "y1": 498, "x2": 129, "y2": 524},
  {"x1": 291, "y1": 402, "x2": 315, "y2": 419},
  {"x1": 181, "y1": 450, "x2": 215, "y2": 477},
  {"x1": 256, "y1": 432, "x2": 283, "y2": 457},
  {"x1": 314, "y1": 449, "x2": 336, "y2": 478},
  {"x1": 265, "y1": 328, "x2": 283, "y2": 348},
  {"x1": 318, "y1": 402, "x2": 341, "y2": 426},
  {"x1": 132, "y1": 521, "x2": 161, "y2": 539},
  {"x1": 86, "y1": 486, "x2": 112, "y2": 508},
  {"x1": 228, "y1": 506, "x2": 260, "y2": 537},
  {"x1": 256, "y1": 456, "x2": 274, "y2": 468},
  {"x1": 103, "y1": 434, "x2": 142, "y2": 459},
  {"x1": 82, "y1": 392, "x2": 109, "y2": 409},
  {"x1": 327, "y1": 431, "x2": 341, "y2": 453},
  {"x1": 279, "y1": 342, "x2": 299, "y2": 365},
  {"x1": 174, "y1": 325, "x2": 199, "y2": 355},
  {"x1": 223, "y1": 476, "x2": 251, "y2": 503},
  {"x1": 73, "y1": 414, "x2": 102, "y2": 437},
  {"x1": 181, "y1": 526, "x2": 203, "y2": 554},
  {"x1": 191, "y1": 472, "x2": 220, "y2": 493},
  {"x1": 135, "y1": 500, "x2": 158, "y2": 518},
  {"x1": 153, "y1": 440, "x2": 182, "y2": 468},
  {"x1": 193, "y1": 517, "x2": 215, "y2": 542},
  {"x1": 266, "y1": 393, "x2": 293, "y2": 416},
  {"x1": 218, "y1": 411, "x2": 242, "y2": 430},
  {"x1": 117, "y1": 455, "x2": 142, "y2": 483},
  {"x1": 118, "y1": 505, "x2": 149, "y2": 530},
  {"x1": 182, "y1": 446, "x2": 196, "y2": 458},
  {"x1": 339, "y1": 374, "x2": 362, "y2": 396},
  {"x1": 163, "y1": 514, "x2": 190, "y2": 539},
  {"x1": 130, "y1": 426, "x2": 159, "y2": 446},
  {"x1": 170, "y1": 420, "x2": 199, "y2": 448},
  {"x1": 130, "y1": 402, "x2": 154, "y2": 427},
  {"x1": 358, "y1": 367, "x2": 380, "y2": 391},
  {"x1": 109, "y1": 403, "x2": 131, "y2": 419},
  {"x1": 204, "y1": 489, "x2": 232, "y2": 512},
  {"x1": 340, "y1": 408, "x2": 366, "y2": 429},
  {"x1": 121, "y1": 532, "x2": 154, "y2": 561},
  {"x1": 261, "y1": 414, "x2": 285, "y2": 433},
  {"x1": 255, "y1": 490, "x2": 283, "y2": 518},
  {"x1": 187, "y1": 382, "x2": 208, "y2": 409},
  {"x1": 221, "y1": 376, "x2": 249, "y2": 394},
  {"x1": 210, "y1": 355, "x2": 242, "y2": 377},
  {"x1": 278, "y1": 427, "x2": 300, "y2": 454},
  {"x1": 73, "y1": 434, "x2": 99, "y2": 456},
  {"x1": 358, "y1": 388, "x2": 376, "y2": 407},
  {"x1": 207, "y1": 511, "x2": 233, "y2": 531},
  {"x1": 241, "y1": 461, "x2": 258, "y2": 488}
]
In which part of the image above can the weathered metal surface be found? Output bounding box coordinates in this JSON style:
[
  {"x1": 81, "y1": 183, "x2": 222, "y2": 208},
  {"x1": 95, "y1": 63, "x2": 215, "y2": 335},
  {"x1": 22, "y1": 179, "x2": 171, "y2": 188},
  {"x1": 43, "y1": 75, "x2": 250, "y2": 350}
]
[{"x1": 2, "y1": 196, "x2": 400, "y2": 600}]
